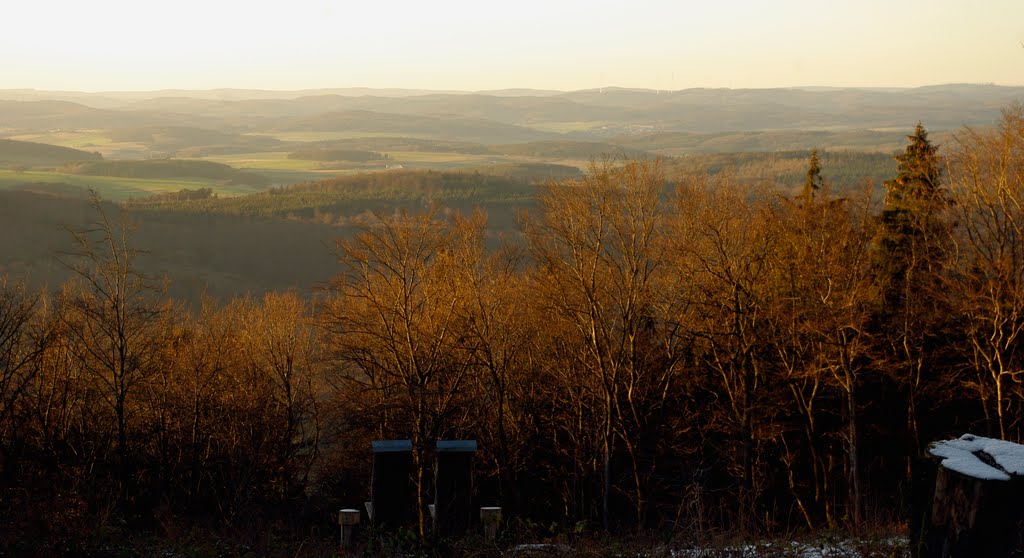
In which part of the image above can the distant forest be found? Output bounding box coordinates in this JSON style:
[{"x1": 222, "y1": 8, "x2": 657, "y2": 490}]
[
  {"x1": 0, "y1": 153, "x2": 894, "y2": 308},
  {"x1": 59, "y1": 159, "x2": 272, "y2": 186},
  {"x1": 1, "y1": 105, "x2": 1023, "y2": 555},
  {"x1": 0, "y1": 138, "x2": 102, "y2": 167}
]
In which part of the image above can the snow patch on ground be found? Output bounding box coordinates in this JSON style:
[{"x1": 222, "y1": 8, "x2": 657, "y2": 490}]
[
  {"x1": 509, "y1": 538, "x2": 907, "y2": 557},
  {"x1": 669, "y1": 539, "x2": 904, "y2": 557},
  {"x1": 929, "y1": 433, "x2": 1024, "y2": 481}
]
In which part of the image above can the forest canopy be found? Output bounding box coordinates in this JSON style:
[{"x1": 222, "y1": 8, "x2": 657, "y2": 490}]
[{"x1": 1, "y1": 107, "x2": 1024, "y2": 554}]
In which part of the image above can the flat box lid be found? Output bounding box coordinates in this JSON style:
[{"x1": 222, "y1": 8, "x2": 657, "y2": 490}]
[
  {"x1": 437, "y1": 440, "x2": 477, "y2": 452},
  {"x1": 372, "y1": 439, "x2": 413, "y2": 452}
]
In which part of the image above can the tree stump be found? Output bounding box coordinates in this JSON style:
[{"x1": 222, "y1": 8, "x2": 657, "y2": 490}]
[{"x1": 912, "y1": 434, "x2": 1024, "y2": 558}]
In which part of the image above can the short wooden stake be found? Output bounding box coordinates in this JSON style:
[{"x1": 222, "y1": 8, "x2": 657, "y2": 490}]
[
  {"x1": 371, "y1": 440, "x2": 413, "y2": 528},
  {"x1": 480, "y1": 506, "x2": 502, "y2": 542},
  {"x1": 434, "y1": 440, "x2": 477, "y2": 538},
  {"x1": 339, "y1": 508, "x2": 361, "y2": 551}
]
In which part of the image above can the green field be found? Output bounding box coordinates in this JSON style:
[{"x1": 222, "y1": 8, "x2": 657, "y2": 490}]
[
  {"x1": 4, "y1": 130, "x2": 151, "y2": 159},
  {"x1": 208, "y1": 149, "x2": 523, "y2": 173},
  {"x1": 198, "y1": 154, "x2": 364, "y2": 184},
  {"x1": 526, "y1": 121, "x2": 610, "y2": 133},
  {"x1": 254, "y1": 131, "x2": 437, "y2": 143},
  {"x1": 0, "y1": 169, "x2": 260, "y2": 200},
  {"x1": 7, "y1": 129, "x2": 113, "y2": 148},
  {"x1": 202, "y1": 152, "x2": 326, "y2": 170},
  {"x1": 385, "y1": 150, "x2": 504, "y2": 165}
]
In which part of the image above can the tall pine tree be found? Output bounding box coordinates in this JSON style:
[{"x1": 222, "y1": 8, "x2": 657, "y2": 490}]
[
  {"x1": 876, "y1": 122, "x2": 944, "y2": 309},
  {"x1": 873, "y1": 122, "x2": 953, "y2": 469},
  {"x1": 803, "y1": 148, "x2": 823, "y2": 205}
]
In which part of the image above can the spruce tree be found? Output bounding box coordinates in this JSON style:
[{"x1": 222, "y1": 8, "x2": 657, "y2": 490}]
[
  {"x1": 803, "y1": 148, "x2": 823, "y2": 205},
  {"x1": 884, "y1": 123, "x2": 942, "y2": 208},
  {"x1": 874, "y1": 122, "x2": 951, "y2": 463},
  {"x1": 876, "y1": 122, "x2": 944, "y2": 308}
]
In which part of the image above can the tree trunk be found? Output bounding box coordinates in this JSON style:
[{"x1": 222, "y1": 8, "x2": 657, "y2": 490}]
[
  {"x1": 846, "y1": 371, "x2": 861, "y2": 529},
  {"x1": 995, "y1": 373, "x2": 1006, "y2": 440},
  {"x1": 741, "y1": 363, "x2": 755, "y2": 533},
  {"x1": 602, "y1": 393, "x2": 612, "y2": 532}
]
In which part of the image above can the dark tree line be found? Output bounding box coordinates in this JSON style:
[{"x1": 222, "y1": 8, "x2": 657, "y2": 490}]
[{"x1": 1, "y1": 109, "x2": 1024, "y2": 551}]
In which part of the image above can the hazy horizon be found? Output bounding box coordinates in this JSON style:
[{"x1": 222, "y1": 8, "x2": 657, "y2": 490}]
[
  {"x1": 3, "y1": 82, "x2": 1023, "y2": 96},
  {"x1": 3, "y1": 0, "x2": 1022, "y2": 92}
]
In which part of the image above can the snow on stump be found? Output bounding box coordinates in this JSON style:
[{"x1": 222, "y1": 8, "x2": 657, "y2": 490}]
[{"x1": 912, "y1": 434, "x2": 1024, "y2": 558}]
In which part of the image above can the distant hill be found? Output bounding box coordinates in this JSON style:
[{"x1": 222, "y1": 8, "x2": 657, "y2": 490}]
[
  {"x1": 0, "y1": 138, "x2": 102, "y2": 167},
  {"x1": 125, "y1": 168, "x2": 563, "y2": 236},
  {"x1": 4, "y1": 84, "x2": 1022, "y2": 139},
  {"x1": 475, "y1": 88, "x2": 564, "y2": 97},
  {"x1": 4, "y1": 83, "x2": 1019, "y2": 152},
  {"x1": 275, "y1": 110, "x2": 553, "y2": 144},
  {"x1": 286, "y1": 148, "x2": 385, "y2": 162},
  {"x1": 291, "y1": 136, "x2": 492, "y2": 155},
  {"x1": 490, "y1": 140, "x2": 652, "y2": 160},
  {"x1": 59, "y1": 159, "x2": 271, "y2": 187},
  {"x1": 662, "y1": 150, "x2": 896, "y2": 196},
  {"x1": 128, "y1": 169, "x2": 540, "y2": 217},
  {"x1": 612, "y1": 129, "x2": 942, "y2": 155},
  {"x1": 108, "y1": 126, "x2": 283, "y2": 154},
  {"x1": 0, "y1": 189, "x2": 339, "y2": 305},
  {"x1": 0, "y1": 99, "x2": 193, "y2": 130},
  {"x1": 6, "y1": 182, "x2": 93, "y2": 198},
  {"x1": 558, "y1": 85, "x2": 1024, "y2": 133},
  {"x1": 304, "y1": 93, "x2": 610, "y2": 125},
  {"x1": 0, "y1": 150, "x2": 899, "y2": 305},
  {"x1": 286, "y1": 137, "x2": 650, "y2": 161}
]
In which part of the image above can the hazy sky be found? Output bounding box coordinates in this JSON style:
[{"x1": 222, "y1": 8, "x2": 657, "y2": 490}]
[{"x1": 3, "y1": 0, "x2": 1022, "y2": 92}]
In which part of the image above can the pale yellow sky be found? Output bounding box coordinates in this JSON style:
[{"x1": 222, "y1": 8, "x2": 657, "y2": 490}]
[{"x1": 2, "y1": 0, "x2": 1022, "y2": 91}]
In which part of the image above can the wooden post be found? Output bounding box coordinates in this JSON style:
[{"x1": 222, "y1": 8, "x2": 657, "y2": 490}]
[
  {"x1": 434, "y1": 440, "x2": 477, "y2": 539},
  {"x1": 338, "y1": 508, "x2": 361, "y2": 551},
  {"x1": 914, "y1": 434, "x2": 1024, "y2": 558},
  {"x1": 371, "y1": 440, "x2": 413, "y2": 529},
  {"x1": 480, "y1": 506, "x2": 502, "y2": 542}
]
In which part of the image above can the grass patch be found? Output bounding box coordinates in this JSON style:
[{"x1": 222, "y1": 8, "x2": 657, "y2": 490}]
[
  {"x1": 3, "y1": 131, "x2": 151, "y2": 159},
  {"x1": 202, "y1": 152, "x2": 325, "y2": 171},
  {"x1": 388, "y1": 151, "x2": 502, "y2": 164},
  {"x1": 256, "y1": 131, "x2": 437, "y2": 143},
  {"x1": 7, "y1": 129, "x2": 113, "y2": 149},
  {"x1": 527, "y1": 121, "x2": 611, "y2": 134}
]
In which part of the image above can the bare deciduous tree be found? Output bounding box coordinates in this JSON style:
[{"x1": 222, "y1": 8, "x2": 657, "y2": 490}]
[
  {"x1": 324, "y1": 208, "x2": 482, "y2": 537},
  {"x1": 526, "y1": 159, "x2": 684, "y2": 529},
  {"x1": 57, "y1": 191, "x2": 168, "y2": 498},
  {"x1": 671, "y1": 174, "x2": 779, "y2": 531},
  {"x1": 239, "y1": 291, "x2": 322, "y2": 499},
  {"x1": 0, "y1": 278, "x2": 43, "y2": 476},
  {"x1": 948, "y1": 106, "x2": 1024, "y2": 440}
]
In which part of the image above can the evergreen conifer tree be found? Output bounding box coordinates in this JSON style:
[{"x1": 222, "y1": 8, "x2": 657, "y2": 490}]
[
  {"x1": 873, "y1": 122, "x2": 952, "y2": 462},
  {"x1": 876, "y1": 122, "x2": 944, "y2": 309},
  {"x1": 803, "y1": 148, "x2": 823, "y2": 205}
]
